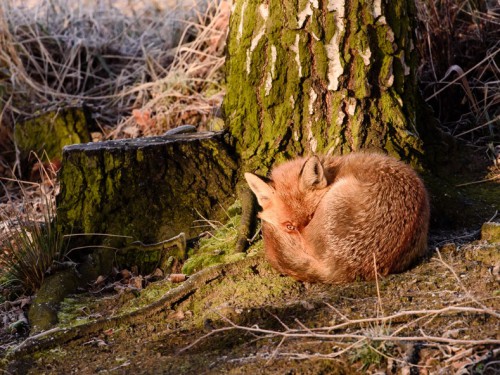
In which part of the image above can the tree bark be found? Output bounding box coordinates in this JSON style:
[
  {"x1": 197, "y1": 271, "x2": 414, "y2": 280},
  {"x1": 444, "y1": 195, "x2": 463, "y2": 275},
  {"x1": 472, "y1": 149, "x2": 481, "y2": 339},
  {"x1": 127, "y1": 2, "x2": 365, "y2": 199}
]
[{"x1": 224, "y1": 0, "x2": 439, "y2": 174}]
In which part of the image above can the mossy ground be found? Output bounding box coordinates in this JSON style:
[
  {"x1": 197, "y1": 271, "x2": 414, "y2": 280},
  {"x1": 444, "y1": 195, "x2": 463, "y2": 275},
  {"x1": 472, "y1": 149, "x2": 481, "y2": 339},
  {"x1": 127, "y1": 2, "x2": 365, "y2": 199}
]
[
  {"x1": 182, "y1": 200, "x2": 261, "y2": 275},
  {"x1": 2, "y1": 235, "x2": 498, "y2": 374}
]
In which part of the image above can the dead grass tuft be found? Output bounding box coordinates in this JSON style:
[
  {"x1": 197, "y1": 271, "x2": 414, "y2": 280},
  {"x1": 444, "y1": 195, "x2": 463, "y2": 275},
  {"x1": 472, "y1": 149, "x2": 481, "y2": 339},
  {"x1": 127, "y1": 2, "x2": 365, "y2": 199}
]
[
  {"x1": 0, "y1": 0, "x2": 229, "y2": 172},
  {"x1": 416, "y1": 0, "x2": 500, "y2": 147},
  {"x1": 0, "y1": 157, "x2": 62, "y2": 295}
]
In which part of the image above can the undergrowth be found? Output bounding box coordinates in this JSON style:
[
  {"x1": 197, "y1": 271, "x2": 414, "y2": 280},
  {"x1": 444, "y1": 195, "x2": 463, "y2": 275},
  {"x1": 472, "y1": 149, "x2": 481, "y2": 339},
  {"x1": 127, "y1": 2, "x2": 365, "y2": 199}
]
[
  {"x1": 0, "y1": 156, "x2": 63, "y2": 295},
  {"x1": 182, "y1": 201, "x2": 261, "y2": 275},
  {"x1": 0, "y1": 0, "x2": 229, "y2": 176},
  {"x1": 416, "y1": 0, "x2": 500, "y2": 149},
  {"x1": 0, "y1": 205, "x2": 65, "y2": 295}
]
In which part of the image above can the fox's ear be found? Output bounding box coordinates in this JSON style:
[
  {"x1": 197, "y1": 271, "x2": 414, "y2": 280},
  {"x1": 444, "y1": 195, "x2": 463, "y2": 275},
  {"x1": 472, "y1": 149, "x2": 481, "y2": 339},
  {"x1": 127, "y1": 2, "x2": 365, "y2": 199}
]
[
  {"x1": 300, "y1": 156, "x2": 327, "y2": 190},
  {"x1": 244, "y1": 173, "x2": 274, "y2": 208}
]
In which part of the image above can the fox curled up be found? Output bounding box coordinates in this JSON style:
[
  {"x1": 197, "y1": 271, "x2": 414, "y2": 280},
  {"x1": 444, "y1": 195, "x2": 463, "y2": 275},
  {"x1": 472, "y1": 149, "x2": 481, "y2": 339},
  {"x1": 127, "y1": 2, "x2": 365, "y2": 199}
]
[{"x1": 245, "y1": 152, "x2": 430, "y2": 284}]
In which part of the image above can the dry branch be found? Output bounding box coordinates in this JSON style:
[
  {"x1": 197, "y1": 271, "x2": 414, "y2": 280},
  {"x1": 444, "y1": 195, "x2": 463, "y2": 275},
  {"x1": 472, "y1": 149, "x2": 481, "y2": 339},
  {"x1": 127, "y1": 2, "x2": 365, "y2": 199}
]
[{"x1": 182, "y1": 304, "x2": 500, "y2": 353}]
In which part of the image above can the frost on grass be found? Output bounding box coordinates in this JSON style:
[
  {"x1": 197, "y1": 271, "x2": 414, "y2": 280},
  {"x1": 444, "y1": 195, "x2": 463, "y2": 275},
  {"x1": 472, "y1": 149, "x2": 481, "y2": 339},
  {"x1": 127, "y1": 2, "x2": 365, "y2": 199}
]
[{"x1": 0, "y1": 0, "x2": 230, "y2": 139}]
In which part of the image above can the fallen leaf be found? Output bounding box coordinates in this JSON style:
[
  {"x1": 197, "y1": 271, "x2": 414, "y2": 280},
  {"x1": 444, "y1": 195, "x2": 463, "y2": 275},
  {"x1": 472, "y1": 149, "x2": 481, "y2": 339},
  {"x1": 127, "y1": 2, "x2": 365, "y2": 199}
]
[{"x1": 168, "y1": 274, "x2": 188, "y2": 283}]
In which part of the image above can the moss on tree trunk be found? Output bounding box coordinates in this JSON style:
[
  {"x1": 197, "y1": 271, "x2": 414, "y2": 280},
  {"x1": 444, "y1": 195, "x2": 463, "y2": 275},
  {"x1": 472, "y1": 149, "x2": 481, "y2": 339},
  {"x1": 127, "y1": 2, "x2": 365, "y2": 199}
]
[{"x1": 224, "y1": 0, "x2": 443, "y2": 174}]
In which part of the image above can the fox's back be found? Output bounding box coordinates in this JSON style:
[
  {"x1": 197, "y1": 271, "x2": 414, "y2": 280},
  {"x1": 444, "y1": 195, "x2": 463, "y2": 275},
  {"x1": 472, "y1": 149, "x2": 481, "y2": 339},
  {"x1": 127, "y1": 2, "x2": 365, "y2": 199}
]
[{"x1": 306, "y1": 153, "x2": 429, "y2": 281}]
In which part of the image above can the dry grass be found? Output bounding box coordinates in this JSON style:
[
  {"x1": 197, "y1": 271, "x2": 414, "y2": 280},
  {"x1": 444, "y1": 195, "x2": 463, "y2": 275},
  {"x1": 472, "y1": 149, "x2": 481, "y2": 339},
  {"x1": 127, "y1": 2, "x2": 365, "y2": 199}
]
[
  {"x1": 0, "y1": 157, "x2": 61, "y2": 293},
  {"x1": 0, "y1": 0, "x2": 229, "y2": 175},
  {"x1": 416, "y1": 0, "x2": 500, "y2": 147},
  {"x1": 0, "y1": 0, "x2": 497, "y2": 173}
]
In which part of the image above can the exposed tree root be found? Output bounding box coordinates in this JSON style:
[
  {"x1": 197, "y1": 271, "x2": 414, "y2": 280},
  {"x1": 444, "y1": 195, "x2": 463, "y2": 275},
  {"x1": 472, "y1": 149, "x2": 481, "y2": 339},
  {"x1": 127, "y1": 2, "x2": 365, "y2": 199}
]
[{"x1": 8, "y1": 255, "x2": 264, "y2": 358}]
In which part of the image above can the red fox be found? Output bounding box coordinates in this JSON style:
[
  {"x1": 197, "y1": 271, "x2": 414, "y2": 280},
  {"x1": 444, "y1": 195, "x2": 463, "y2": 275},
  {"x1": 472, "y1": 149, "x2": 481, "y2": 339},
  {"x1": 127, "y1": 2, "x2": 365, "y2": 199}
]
[{"x1": 245, "y1": 152, "x2": 430, "y2": 283}]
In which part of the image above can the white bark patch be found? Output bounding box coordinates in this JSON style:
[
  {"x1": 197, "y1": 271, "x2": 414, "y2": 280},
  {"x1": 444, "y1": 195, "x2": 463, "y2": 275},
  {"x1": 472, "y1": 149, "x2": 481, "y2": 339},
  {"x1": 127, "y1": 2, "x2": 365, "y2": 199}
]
[
  {"x1": 265, "y1": 45, "x2": 277, "y2": 96},
  {"x1": 373, "y1": 0, "x2": 382, "y2": 19},
  {"x1": 298, "y1": 0, "x2": 319, "y2": 28},
  {"x1": 271, "y1": 45, "x2": 277, "y2": 77},
  {"x1": 329, "y1": 137, "x2": 341, "y2": 153},
  {"x1": 237, "y1": 1, "x2": 248, "y2": 43},
  {"x1": 309, "y1": 87, "x2": 318, "y2": 115},
  {"x1": 259, "y1": 3, "x2": 269, "y2": 19},
  {"x1": 386, "y1": 72, "x2": 394, "y2": 87},
  {"x1": 311, "y1": 32, "x2": 320, "y2": 41},
  {"x1": 245, "y1": 4, "x2": 269, "y2": 75},
  {"x1": 246, "y1": 50, "x2": 252, "y2": 75},
  {"x1": 290, "y1": 95, "x2": 295, "y2": 108},
  {"x1": 307, "y1": 121, "x2": 318, "y2": 153},
  {"x1": 336, "y1": 109, "x2": 346, "y2": 126},
  {"x1": 401, "y1": 52, "x2": 410, "y2": 76},
  {"x1": 297, "y1": 1, "x2": 313, "y2": 28},
  {"x1": 359, "y1": 47, "x2": 371, "y2": 66},
  {"x1": 290, "y1": 34, "x2": 302, "y2": 78},
  {"x1": 326, "y1": 0, "x2": 345, "y2": 91},
  {"x1": 293, "y1": 130, "x2": 299, "y2": 142},
  {"x1": 327, "y1": 0, "x2": 345, "y2": 14},
  {"x1": 347, "y1": 98, "x2": 357, "y2": 115},
  {"x1": 326, "y1": 35, "x2": 342, "y2": 90}
]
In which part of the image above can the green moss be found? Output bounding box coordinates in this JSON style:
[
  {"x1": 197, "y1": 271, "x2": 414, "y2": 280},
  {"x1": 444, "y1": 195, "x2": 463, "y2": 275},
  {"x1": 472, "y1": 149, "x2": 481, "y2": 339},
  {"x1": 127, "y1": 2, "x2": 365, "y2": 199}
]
[
  {"x1": 324, "y1": 11, "x2": 337, "y2": 41},
  {"x1": 325, "y1": 92, "x2": 347, "y2": 152},
  {"x1": 119, "y1": 280, "x2": 177, "y2": 314},
  {"x1": 58, "y1": 134, "x2": 236, "y2": 277},
  {"x1": 224, "y1": 0, "x2": 427, "y2": 172},
  {"x1": 184, "y1": 254, "x2": 300, "y2": 328},
  {"x1": 313, "y1": 40, "x2": 328, "y2": 81},
  {"x1": 28, "y1": 269, "x2": 81, "y2": 333},
  {"x1": 297, "y1": 32, "x2": 311, "y2": 78},
  {"x1": 308, "y1": 8, "x2": 323, "y2": 39},
  {"x1": 385, "y1": 0, "x2": 403, "y2": 39},
  {"x1": 375, "y1": 25, "x2": 395, "y2": 56},
  {"x1": 14, "y1": 108, "x2": 91, "y2": 161},
  {"x1": 57, "y1": 297, "x2": 94, "y2": 328},
  {"x1": 182, "y1": 201, "x2": 247, "y2": 275}
]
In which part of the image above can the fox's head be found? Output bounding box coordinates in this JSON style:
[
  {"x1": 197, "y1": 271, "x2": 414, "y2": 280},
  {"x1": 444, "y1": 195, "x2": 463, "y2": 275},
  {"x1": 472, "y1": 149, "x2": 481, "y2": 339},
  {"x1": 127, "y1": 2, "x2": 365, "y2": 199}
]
[{"x1": 245, "y1": 156, "x2": 330, "y2": 234}]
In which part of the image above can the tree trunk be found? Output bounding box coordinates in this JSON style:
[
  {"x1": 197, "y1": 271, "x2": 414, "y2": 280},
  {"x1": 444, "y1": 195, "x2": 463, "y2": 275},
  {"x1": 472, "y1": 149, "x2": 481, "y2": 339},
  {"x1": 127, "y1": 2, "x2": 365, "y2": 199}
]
[{"x1": 224, "y1": 0, "x2": 437, "y2": 174}]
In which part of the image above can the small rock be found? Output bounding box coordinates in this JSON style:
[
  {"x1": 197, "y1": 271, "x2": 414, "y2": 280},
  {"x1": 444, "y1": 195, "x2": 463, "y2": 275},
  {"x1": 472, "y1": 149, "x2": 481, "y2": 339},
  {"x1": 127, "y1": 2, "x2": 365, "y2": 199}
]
[{"x1": 481, "y1": 222, "x2": 500, "y2": 243}]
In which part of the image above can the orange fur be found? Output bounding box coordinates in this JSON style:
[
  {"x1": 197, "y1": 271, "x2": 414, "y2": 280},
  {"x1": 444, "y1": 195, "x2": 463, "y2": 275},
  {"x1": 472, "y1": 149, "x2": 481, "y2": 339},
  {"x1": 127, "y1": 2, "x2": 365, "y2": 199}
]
[{"x1": 245, "y1": 152, "x2": 430, "y2": 283}]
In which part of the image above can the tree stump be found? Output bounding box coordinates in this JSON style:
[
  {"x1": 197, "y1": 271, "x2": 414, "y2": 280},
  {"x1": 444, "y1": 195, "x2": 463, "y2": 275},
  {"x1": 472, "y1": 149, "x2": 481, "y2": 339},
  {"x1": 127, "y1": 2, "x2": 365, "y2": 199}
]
[{"x1": 56, "y1": 131, "x2": 237, "y2": 273}]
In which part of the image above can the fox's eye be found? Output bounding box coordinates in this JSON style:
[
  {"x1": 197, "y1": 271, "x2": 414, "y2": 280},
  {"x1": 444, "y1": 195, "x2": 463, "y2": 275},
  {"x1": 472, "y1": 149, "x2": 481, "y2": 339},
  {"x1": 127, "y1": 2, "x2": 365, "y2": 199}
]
[{"x1": 285, "y1": 223, "x2": 296, "y2": 231}]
